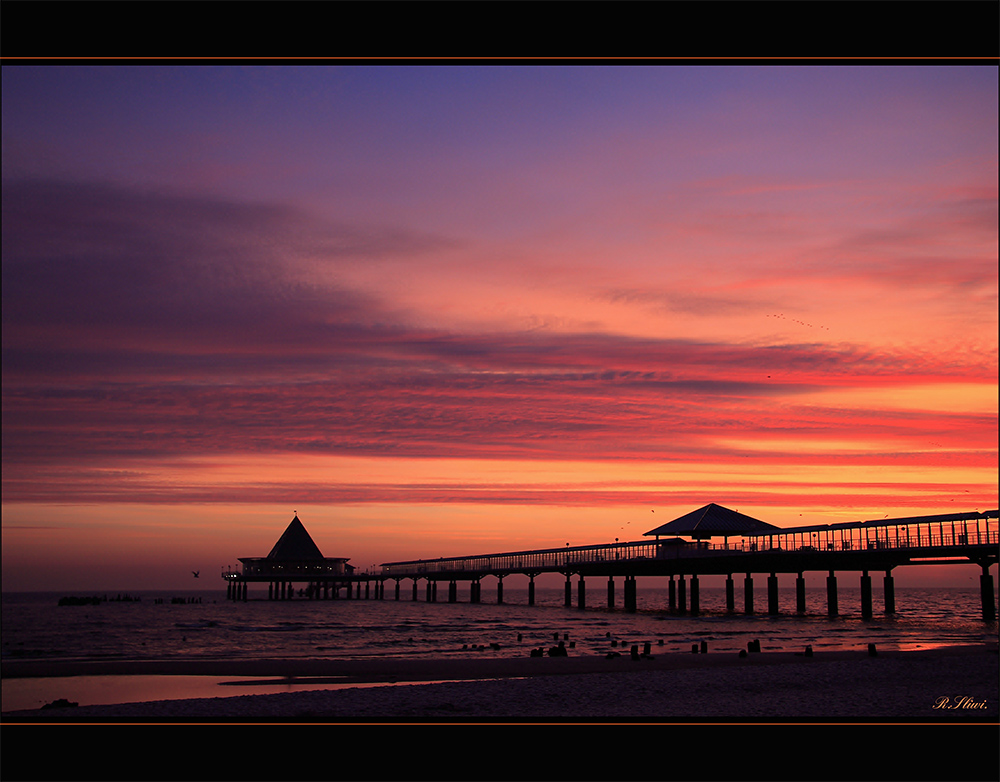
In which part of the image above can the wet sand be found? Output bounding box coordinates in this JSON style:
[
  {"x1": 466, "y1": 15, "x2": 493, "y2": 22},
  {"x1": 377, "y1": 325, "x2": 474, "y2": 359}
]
[{"x1": 3, "y1": 643, "x2": 997, "y2": 720}]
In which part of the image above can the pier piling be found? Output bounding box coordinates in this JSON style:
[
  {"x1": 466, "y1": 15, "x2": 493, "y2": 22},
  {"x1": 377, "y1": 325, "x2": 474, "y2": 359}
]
[
  {"x1": 981, "y1": 567, "x2": 996, "y2": 621},
  {"x1": 827, "y1": 571, "x2": 838, "y2": 616},
  {"x1": 624, "y1": 576, "x2": 637, "y2": 612},
  {"x1": 861, "y1": 571, "x2": 873, "y2": 619},
  {"x1": 767, "y1": 573, "x2": 779, "y2": 615},
  {"x1": 883, "y1": 570, "x2": 895, "y2": 614}
]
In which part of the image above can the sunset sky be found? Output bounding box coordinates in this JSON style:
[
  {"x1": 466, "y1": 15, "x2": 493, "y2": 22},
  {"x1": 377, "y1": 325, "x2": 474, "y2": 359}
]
[{"x1": 2, "y1": 65, "x2": 997, "y2": 591}]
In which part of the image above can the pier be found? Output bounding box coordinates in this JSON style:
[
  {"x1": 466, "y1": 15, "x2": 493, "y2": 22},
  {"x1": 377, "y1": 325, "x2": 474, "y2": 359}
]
[{"x1": 223, "y1": 505, "x2": 999, "y2": 620}]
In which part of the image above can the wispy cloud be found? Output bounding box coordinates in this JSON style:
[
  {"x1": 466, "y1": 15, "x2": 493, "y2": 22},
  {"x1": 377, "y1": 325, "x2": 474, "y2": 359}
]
[{"x1": 3, "y1": 177, "x2": 995, "y2": 502}]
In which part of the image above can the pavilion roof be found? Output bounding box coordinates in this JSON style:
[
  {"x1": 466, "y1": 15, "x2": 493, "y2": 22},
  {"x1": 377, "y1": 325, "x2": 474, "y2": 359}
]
[
  {"x1": 643, "y1": 503, "x2": 779, "y2": 538},
  {"x1": 266, "y1": 515, "x2": 325, "y2": 560}
]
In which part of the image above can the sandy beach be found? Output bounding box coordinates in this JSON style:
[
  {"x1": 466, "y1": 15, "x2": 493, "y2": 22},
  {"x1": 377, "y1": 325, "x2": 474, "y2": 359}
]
[
  {"x1": 4, "y1": 645, "x2": 998, "y2": 782},
  {"x1": 3, "y1": 643, "x2": 997, "y2": 720}
]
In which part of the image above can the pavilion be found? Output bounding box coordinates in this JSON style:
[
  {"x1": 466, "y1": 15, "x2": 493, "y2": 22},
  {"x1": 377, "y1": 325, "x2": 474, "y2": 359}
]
[
  {"x1": 225, "y1": 514, "x2": 355, "y2": 600},
  {"x1": 644, "y1": 502, "x2": 780, "y2": 545}
]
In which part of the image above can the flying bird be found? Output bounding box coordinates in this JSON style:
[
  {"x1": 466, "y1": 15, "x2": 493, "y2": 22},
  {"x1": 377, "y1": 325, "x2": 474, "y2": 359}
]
[{"x1": 192, "y1": 571, "x2": 200, "y2": 578}]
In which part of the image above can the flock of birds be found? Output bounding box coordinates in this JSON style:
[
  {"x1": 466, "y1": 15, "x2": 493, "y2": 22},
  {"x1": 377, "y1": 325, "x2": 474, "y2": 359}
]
[{"x1": 767, "y1": 312, "x2": 831, "y2": 330}]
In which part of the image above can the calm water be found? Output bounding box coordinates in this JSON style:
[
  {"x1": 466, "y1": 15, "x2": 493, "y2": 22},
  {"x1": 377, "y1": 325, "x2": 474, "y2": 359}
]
[{"x1": 3, "y1": 583, "x2": 997, "y2": 711}]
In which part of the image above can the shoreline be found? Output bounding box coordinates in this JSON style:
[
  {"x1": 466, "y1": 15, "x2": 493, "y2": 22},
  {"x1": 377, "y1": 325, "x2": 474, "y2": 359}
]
[
  {"x1": 3, "y1": 643, "x2": 997, "y2": 720},
  {"x1": 3, "y1": 641, "x2": 994, "y2": 683}
]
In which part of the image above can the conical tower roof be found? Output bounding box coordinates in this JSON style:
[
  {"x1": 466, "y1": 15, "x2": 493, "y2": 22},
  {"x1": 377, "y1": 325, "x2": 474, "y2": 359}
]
[
  {"x1": 643, "y1": 503, "x2": 778, "y2": 539},
  {"x1": 266, "y1": 515, "x2": 324, "y2": 560}
]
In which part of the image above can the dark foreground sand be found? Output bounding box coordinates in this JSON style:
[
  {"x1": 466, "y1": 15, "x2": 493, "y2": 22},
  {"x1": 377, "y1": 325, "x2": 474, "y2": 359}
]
[{"x1": 3, "y1": 644, "x2": 997, "y2": 720}]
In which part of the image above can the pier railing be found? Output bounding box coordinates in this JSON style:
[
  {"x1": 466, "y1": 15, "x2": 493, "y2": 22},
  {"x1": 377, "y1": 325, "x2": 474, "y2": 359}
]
[{"x1": 379, "y1": 511, "x2": 998, "y2": 578}]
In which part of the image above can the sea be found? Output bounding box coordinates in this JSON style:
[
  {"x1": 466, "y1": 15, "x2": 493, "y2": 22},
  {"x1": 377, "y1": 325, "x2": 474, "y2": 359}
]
[{"x1": 2, "y1": 583, "x2": 997, "y2": 712}]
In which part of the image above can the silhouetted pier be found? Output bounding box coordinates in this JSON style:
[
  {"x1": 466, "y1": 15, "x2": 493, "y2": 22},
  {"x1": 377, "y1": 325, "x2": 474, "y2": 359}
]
[{"x1": 223, "y1": 506, "x2": 999, "y2": 620}]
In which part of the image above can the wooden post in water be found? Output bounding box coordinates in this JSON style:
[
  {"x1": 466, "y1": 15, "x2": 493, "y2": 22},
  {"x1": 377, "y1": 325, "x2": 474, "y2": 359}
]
[
  {"x1": 564, "y1": 575, "x2": 572, "y2": 607},
  {"x1": 796, "y1": 572, "x2": 806, "y2": 614},
  {"x1": 744, "y1": 574, "x2": 754, "y2": 614},
  {"x1": 768, "y1": 573, "x2": 779, "y2": 615},
  {"x1": 607, "y1": 576, "x2": 615, "y2": 609},
  {"x1": 690, "y1": 575, "x2": 700, "y2": 615},
  {"x1": 412, "y1": 579, "x2": 418, "y2": 601},
  {"x1": 860, "y1": 571, "x2": 873, "y2": 619},
  {"x1": 883, "y1": 569, "x2": 895, "y2": 614},
  {"x1": 725, "y1": 575, "x2": 735, "y2": 613},
  {"x1": 668, "y1": 577, "x2": 676, "y2": 613},
  {"x1": 497, "y1": 576, "x2": 504, "y2": 604},
  {"x1": 528, "y1": 575, "x2": 536, "y2": 606},
  {"x1": 827, "y1": 571, "x2": 838, "y2": 616},
  {"x1": 448, "y1": 580, "x2": 457, "y2": 603},
  {"x1": 578, "y1": 576, "x2": 586, "y2": 609},
  {"x1": 677, "y1": 575, "x2": 687, "y2": 614}
]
